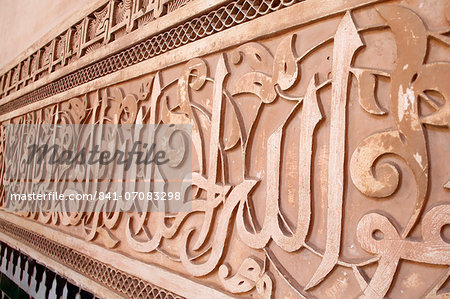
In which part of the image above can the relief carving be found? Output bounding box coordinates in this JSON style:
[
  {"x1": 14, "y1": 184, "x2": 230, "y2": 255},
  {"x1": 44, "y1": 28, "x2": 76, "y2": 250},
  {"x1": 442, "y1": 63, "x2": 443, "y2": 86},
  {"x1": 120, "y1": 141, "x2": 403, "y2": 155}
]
[
  {"x1": 0, "y1": 1, "x2": 449, "y2": 298},
  {"x1": 0, "y1": 0, "x2": 195, "y2": 98}
]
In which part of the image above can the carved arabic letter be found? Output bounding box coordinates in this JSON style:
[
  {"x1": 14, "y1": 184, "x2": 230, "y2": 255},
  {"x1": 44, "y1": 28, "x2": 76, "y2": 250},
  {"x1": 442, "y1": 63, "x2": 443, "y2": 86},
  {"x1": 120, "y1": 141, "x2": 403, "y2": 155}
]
[
  {"x1": 180, "y1": 179, "x2": 257, "y2": 276},
  {"x1": 219, "y1": 257, "x2": 264, "y2": 293},
  {"x1": 176, "y1": 59, "x2": 206, "y2": 174},
  {"x1": 306, "y1": 11, "x2": 363, "y2": 289},
  {"x1": 236, "y1": 74, "x2": 321, "y2": 252},
  {"x1": 272, "y1": 34, "x2": 299, "y2": 91},
  {"x1": 219, "y1": 257, "x2": 273, "y2": 298},
  {"x1": 233, "y1": 72, "x2": 276, "y2": 104},
  {"x1": 378, "y1": 5, "x2": 429, "y2": 237},
  {"x1": 351, "y1": 68, "x2": 387, "y2": 115},
  {"x1": 231, "y1": 42, "x2": 273, "y2": 71},
  {"x1": 236, "y1": 125, "x2": 281, "y2": 249},
  {"x1": 232, "y1": 42, "x2": 277, "y2": 104},
  {"x1": 191, "y1": 54, "x2": 228, "y2": 251},
  {"x1": 351, "y1": 5, "x2": 429, "y2": 239},
  {"x1": 273, "y1": 75, "x2": 322, "y2": 252},
  {"x1": 148, "y1": 71, "x2": 162, "y2": 124},
  {"x1": 357, "y1": 205, "x2": 450, "y2": 298},
  {"x1": 356, "y1": 213, "x2": 404, "y2": 299}
]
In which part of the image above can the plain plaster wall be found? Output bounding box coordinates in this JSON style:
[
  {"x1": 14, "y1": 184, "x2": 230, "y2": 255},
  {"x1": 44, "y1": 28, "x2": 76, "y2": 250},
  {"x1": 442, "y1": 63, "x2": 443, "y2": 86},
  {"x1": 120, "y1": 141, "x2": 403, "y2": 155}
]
[{"x1": 0, "y1": 0, "x2": 91, "y2": 70}]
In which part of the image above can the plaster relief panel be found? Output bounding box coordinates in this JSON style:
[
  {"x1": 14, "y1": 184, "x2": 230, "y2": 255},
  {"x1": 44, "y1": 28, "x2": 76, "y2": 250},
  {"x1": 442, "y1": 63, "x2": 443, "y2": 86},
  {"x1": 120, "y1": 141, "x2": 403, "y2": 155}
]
[{"x1": 0, "y1": 0, "x2": 449, "y2": 298}]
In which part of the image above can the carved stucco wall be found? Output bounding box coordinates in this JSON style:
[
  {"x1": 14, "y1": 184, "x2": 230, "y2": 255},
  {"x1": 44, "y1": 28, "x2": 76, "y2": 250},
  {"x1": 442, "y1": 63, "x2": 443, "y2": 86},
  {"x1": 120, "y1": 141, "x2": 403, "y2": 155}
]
[
  {"x1": 0, "y1": 0, "x2": 91, "y2": 69},
  {"x1": 0, "y1": 0, "x2": 449, "y2": 298}
]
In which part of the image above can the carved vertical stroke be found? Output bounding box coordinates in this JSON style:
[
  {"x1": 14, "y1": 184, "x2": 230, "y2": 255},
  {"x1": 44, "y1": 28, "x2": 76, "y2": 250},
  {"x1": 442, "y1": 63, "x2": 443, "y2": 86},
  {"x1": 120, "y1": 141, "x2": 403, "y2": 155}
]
[
  {"x1": 192, "y1": 54, "x2": 229, "y2": 251},
  {"x1": 306, "y1": 11, "x2": 363, "y2": 289},
  {"x1": 272, "y1": 75, "x2": 322, "y2": 252},
  {"x1": 235, "y1": 35, "x2": 322, "y2": 254},
  {"x1": 176, "y1": 58, "x2": 207, "y2": 175}
]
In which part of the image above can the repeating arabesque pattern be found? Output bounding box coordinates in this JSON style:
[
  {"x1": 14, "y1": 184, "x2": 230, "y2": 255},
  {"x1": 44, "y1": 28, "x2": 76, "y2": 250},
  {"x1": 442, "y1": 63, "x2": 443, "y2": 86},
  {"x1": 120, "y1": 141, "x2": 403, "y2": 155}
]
[{"x1": 0, "y1": 1, "x2": 449, "y2": 298}]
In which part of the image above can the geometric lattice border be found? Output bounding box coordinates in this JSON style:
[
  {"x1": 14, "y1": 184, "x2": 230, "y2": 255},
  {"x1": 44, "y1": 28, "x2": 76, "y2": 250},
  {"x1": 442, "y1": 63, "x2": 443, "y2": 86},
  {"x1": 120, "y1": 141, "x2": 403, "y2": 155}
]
[
  {"x1": 0, "y1": 219, "x2": 184, "y2": 299},
  {"x1": 0, "y1": 0, "x2": 301, "y2": 115}
]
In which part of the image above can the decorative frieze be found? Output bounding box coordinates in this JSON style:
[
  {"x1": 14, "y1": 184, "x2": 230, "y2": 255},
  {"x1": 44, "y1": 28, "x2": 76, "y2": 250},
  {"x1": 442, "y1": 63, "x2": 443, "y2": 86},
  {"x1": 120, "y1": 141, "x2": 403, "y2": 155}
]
[{"x1": 0, "y1": 0, "x2": 449, "y2": 298}]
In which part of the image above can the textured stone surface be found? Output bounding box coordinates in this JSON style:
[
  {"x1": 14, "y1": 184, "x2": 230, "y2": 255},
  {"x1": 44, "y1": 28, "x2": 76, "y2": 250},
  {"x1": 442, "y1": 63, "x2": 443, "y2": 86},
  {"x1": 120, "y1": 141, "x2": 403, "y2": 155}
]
[
  {"x1": 0, "y1": 0, "x2": 92, "y2": 69},
  {"x1": 0, "y1": 0, "x2": 449, "y2": 298}
]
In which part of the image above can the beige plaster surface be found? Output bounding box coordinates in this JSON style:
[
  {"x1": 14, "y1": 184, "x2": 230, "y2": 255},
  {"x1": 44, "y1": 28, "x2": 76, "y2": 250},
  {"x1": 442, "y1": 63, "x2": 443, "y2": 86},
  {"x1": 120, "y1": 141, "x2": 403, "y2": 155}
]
[{"x1": 0, "y1": 0, "x2": 90, "y2": 69}]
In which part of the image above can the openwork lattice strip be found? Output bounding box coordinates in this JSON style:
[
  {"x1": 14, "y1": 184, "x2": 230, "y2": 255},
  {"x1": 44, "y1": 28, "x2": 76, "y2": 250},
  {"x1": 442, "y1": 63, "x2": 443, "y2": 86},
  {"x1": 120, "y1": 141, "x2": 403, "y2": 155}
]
[{"x1": 0, "y1": 219, "x2": 184, "y2": 299}]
